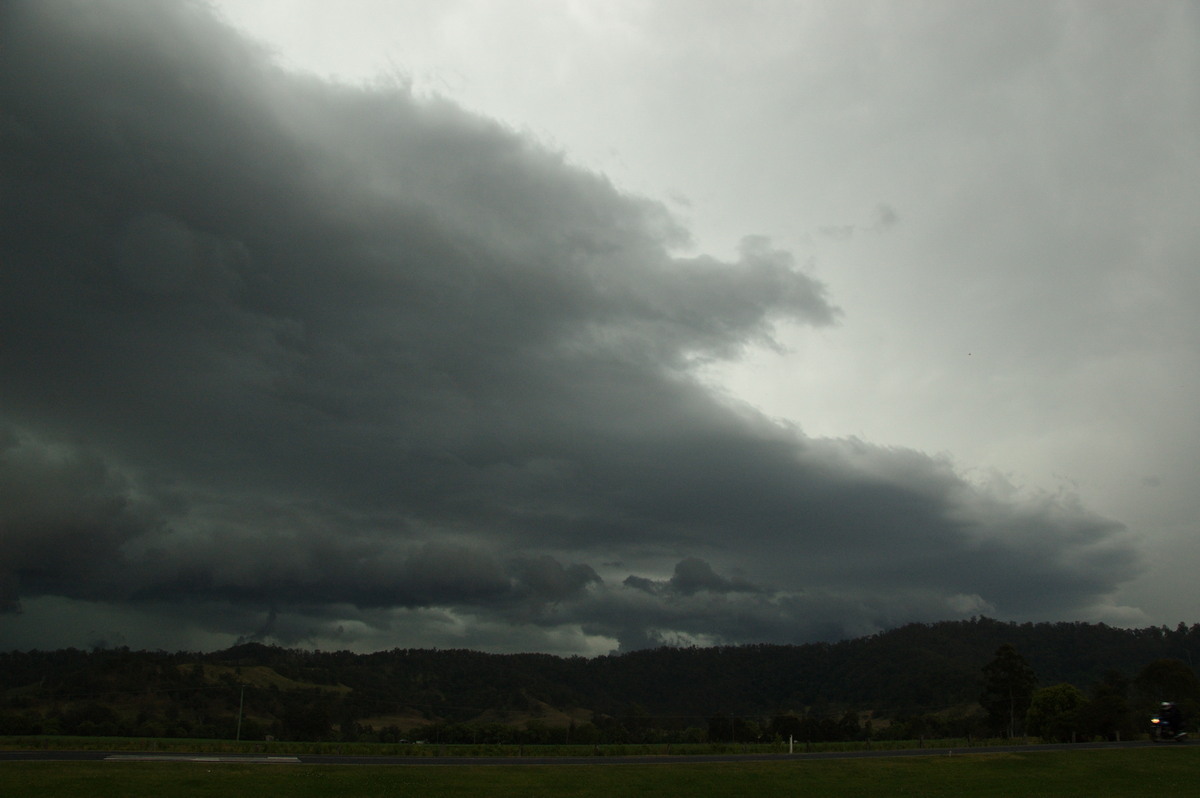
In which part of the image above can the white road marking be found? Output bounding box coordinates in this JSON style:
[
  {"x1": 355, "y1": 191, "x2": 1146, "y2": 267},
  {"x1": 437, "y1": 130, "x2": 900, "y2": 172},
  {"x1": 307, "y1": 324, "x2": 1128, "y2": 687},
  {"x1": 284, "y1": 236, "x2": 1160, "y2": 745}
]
[{"x1": 104, "y1": 754, "x2": 300, "y2": 763}]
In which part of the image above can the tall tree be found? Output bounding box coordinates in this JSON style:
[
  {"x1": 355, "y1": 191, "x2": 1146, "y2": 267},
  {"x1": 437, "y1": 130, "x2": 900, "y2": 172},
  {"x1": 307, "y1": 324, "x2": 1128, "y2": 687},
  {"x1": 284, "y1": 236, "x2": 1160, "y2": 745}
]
[
  {"x1": 1133, "y1": 658, "x2": 1200, "y2": 720},
  {"x1": 980, "y1": 643, "x2": 1037, "y2": 737},
  {"x1": 1026, "y1": 683, "x2": 1086, "y2": 742},
  {"x1": 1077, "y1": 670, "x2": 1136, "y2": 741}
]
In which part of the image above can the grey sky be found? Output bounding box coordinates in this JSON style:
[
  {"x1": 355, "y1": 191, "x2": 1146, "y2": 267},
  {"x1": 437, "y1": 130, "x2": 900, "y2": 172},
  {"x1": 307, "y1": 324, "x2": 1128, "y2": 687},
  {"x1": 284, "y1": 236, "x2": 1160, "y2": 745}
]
[{"x1": 1, "y1": 0, "x2": 1194, "y2": 655}]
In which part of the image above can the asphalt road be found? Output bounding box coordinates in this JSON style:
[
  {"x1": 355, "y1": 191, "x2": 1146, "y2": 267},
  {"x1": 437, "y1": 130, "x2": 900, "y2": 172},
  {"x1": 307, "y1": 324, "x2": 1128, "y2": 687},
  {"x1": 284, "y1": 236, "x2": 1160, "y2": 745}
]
[{"x1": 0, "y1": 739, "x2": 1184, "y2": 766}]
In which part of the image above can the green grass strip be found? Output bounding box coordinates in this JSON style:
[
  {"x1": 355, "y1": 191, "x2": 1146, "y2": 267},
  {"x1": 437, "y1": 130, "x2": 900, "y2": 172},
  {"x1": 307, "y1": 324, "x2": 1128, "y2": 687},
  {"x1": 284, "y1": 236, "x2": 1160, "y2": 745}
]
[{"x1": 2, "y1": 747, "x2": 1197, "y2": 798}]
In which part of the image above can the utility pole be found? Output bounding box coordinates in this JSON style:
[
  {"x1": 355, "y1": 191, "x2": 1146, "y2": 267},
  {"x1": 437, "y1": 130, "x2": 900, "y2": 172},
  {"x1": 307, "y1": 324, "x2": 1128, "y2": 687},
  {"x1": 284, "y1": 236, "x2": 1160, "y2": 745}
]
[{"x1": 236, "y1": 685, "x2": 245, "y2": 742}]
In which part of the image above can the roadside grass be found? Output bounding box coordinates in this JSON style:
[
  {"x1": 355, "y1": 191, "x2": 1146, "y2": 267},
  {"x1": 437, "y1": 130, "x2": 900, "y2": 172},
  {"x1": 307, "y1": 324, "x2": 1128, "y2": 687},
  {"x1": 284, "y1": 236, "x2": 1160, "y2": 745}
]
[
  {"x1": 2, "y1": 747, "x2": 1197, "y2": 798},
  {"x1": 0, "y1": 734, "x2": 1015, "y2": 757}
]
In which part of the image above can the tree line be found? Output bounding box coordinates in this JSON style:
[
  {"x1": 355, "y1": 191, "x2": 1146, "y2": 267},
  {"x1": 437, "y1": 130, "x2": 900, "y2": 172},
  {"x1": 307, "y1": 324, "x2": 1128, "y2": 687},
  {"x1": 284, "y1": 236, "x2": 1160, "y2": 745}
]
[
  {"x1": 978, "y1": 641, "x2": 1199, "y2": 742},
  {"x1": 1, "y1": 617, "x2": 1198, "y2": 743}
]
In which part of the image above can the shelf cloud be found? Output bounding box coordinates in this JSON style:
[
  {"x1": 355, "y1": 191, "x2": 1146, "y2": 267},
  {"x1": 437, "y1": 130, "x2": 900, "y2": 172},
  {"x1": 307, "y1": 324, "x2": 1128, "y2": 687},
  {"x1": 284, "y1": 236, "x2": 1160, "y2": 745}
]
[{"x1": 0, "y1": 0, "x2": 1140, "y2": 654}]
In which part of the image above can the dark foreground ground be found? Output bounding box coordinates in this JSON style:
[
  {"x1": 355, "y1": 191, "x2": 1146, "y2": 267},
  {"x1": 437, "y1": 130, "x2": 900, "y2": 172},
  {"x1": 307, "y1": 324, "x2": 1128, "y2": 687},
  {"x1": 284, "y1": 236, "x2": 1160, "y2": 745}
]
[{"x1": 0, "y1": 737, "x2": 1177, "y2": 766}]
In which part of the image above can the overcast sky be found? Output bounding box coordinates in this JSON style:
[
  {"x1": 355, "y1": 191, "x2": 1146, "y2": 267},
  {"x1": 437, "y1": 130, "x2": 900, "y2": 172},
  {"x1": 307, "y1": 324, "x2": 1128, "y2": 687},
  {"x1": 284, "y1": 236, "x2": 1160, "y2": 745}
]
[{"x1": 2, "y1": 0, "x2": 1197, "y2": 656}]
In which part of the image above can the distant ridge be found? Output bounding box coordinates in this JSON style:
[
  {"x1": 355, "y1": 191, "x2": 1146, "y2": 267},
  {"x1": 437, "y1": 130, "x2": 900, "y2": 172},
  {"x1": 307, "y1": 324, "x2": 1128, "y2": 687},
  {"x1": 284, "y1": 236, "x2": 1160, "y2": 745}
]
[{"x1": 2, "y1": 618, "x2": 1197, "y2": 741}]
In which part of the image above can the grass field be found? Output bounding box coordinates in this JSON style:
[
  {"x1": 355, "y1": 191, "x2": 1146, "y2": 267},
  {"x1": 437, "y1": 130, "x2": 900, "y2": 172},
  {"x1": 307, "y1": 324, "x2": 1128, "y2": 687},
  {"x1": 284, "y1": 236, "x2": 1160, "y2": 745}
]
[
  {"x1": 0, "y1": 734, "x2": 1016, "y2": 757},
  {"x1": 2, "y1": 747, "x2": 1196, "y2": 797}
]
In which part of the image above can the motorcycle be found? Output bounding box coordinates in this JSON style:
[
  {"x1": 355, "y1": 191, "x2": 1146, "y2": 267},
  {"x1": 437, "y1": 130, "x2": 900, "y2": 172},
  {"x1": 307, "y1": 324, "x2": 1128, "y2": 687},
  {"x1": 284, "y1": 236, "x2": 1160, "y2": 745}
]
[{"x1": 1150, "y1": 715, "x2": 1187, "y2": 742}]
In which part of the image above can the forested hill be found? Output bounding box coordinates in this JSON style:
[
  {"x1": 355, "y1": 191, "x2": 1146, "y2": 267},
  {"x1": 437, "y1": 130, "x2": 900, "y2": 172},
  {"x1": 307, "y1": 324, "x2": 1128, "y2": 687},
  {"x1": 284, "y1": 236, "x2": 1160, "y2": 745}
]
[{"x1": 3, "y1": 618, "x2": 1198, "y2": 741}]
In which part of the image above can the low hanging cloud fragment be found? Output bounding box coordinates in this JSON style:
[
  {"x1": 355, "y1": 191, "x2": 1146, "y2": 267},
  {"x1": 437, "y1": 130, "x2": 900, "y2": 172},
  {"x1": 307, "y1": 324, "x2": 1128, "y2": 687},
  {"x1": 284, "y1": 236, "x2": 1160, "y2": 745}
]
[
  {"x1": 0, "y1": 0, "x2": 1140, "y2": 653},
  {"x1": 624, "y1": 557, "x2": 762, "y2": 597}
]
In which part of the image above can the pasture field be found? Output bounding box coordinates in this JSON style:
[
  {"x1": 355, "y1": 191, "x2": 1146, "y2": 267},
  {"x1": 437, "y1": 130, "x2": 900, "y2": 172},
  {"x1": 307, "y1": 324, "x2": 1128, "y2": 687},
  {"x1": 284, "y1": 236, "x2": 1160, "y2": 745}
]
[
  {"x1": 0, "y1": 734, "x2": 1012, "y2": 757},
  {"x1": 2, "y1": 746, "x2": 1196, "y2": 798}
]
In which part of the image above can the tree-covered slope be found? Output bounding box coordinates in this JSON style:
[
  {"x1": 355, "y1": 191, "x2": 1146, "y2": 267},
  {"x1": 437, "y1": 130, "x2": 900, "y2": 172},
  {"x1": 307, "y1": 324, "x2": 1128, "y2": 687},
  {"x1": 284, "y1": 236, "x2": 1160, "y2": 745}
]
[{"x1": 2, "y1": 618, "x2": 1198, "y2": 740}]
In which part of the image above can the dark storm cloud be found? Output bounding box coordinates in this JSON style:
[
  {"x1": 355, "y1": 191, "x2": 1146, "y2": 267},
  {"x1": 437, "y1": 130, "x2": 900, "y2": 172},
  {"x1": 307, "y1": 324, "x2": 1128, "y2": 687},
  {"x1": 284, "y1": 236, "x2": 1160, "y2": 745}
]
[
  {"x1": 624, "y1": 557, "x2": 762, "y2": 597},
  {"x1": 0, "y1": 1, "x2": 1139, "y2": 653},
  {"x1": 0, "y1": 425, "x2": 157, "y2": 608}
]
